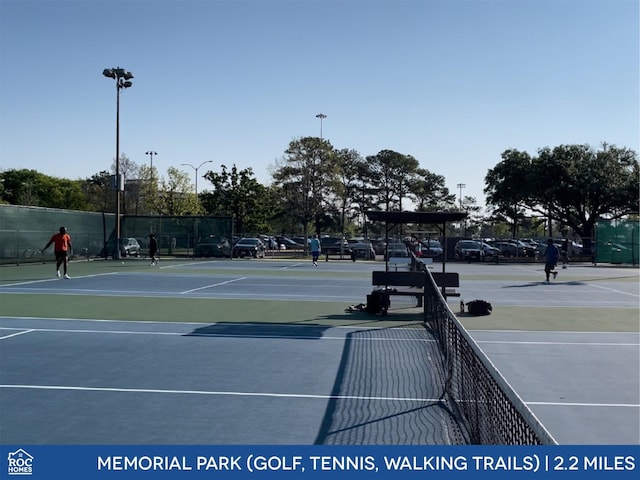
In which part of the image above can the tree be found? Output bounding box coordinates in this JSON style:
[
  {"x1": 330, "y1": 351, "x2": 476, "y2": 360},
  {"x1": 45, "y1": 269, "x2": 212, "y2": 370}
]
[
  {"x1": 332, "y1": 148, "x2": 366, "y2": 237},
  {"x1": 366, "y1": 150, "x2": 421, "y2": 212},
  {"x1": 271, "y1": 137, "x2": 336, "y2": 246},
  {"x1": 153, "y1": 167, "x2": 200, "y2": 215},
  {"x1": 201, "y1": 164, "x2": 269, "y2": 234},
  {"x1": 484, "y1": 149, "x2": 535, "y2": 237},
  {"x1": 136, "y1": 164, "x2": 160, "y2": 215},
  {"x1": 0, "y1": 169, "x2": 87, "y2": 210},
  {"x1": 83, "y1": 170, "x2": 113, "y2": 212},
  {"x1": 112, "y1": 153, "x2": 141, "y2": 215},
  {"x1": 533, "y1": 144, "x2": 639, "y2": 239},
  {"x1": 486, "y1": 144, "x2": 639, "y2": 240},
  {"x1": 459, "y1": 195, "x2": 483, "y2": 237},
  {"x1": 409, "y1": 169, "x2": 457, "y2": 211}
]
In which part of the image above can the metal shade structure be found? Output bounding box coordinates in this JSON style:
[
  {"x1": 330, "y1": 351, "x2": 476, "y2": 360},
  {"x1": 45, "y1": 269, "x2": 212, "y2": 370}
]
[
  {"x1": 365, "y1": 210, "x2": 467, "y2": 225},
  {"x1": 365, "y1": 210, "x2": 468, "y2": 277}
]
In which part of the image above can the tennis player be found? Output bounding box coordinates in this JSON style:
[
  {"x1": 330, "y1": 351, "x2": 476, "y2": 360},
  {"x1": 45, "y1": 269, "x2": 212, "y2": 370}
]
[{"x1": 43, "y1": 226, "x2": 72, "y2": 279}]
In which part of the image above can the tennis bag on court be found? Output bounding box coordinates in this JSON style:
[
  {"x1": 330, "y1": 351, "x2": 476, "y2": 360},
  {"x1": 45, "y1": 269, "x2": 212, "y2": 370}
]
[
  {"x1": 466, "y1": 299, "x2": 492, "y2": 316},
  {"x1": 366, "y1": 288, "x2": 392, "y2": 314}
]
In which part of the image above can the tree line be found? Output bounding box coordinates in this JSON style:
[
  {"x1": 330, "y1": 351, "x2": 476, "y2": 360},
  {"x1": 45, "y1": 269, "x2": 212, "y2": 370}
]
[{"x1": 1, "y1": 139, "x2": 637, "y2": 240}]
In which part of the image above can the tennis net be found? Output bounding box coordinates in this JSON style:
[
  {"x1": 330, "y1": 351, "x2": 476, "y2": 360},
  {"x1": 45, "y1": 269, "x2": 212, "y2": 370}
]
[{"x1": 423, "y1": 269, "x2": 557, "y2": 445}]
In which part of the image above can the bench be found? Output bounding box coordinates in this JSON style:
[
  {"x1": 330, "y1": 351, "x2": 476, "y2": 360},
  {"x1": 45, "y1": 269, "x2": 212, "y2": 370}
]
[
  {"x1": 370, "y1": 271, "x2": 461, "y2": 314},
  {"x1": 324, "y1": 250, "x2": 356, "y2": 261},
  {"x1": 431, "y1": 272, "x2": 461, "y2": 298},
  {"x1": 387, "y1": 256, "x2": 411, "y2": 270}
]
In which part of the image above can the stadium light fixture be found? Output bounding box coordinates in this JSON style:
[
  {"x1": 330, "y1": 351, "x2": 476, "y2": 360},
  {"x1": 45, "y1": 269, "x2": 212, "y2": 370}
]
[
  {"x1": 103, "y1": 67, "x2": 134, "y2": 259},
  {"x1": 315, "y1": 113, "x2": 327, "y2": 139}
]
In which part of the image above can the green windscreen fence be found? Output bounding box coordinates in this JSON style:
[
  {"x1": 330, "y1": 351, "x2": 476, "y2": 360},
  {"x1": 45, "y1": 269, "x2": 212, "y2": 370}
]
[
  {"x1": 119, "y1": 215, "x2": 233, "y2": 257},
  {"x1": 0, "y1": 205, "x2": 115, "y2": 265},
  {"x1": 0, "y1": 205, "x2": 233, "y2": 264},
  {"x1": 595, "y1": 219, "x2": 639, "y2": 265}
]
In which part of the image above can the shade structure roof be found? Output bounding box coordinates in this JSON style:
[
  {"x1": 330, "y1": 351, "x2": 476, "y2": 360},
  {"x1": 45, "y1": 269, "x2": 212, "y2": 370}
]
[{"x1": 365, "y1": 211, "x2": 467, "y2": 225}]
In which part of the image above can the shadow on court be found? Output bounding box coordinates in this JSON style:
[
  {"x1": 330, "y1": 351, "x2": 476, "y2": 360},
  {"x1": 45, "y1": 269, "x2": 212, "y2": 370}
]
[
  {"x1": 188, "y1": 323, "x2": 332, "y2": 339},
  {"x1": 315, "y1": 325, "x2": 467, "y2": 445}
]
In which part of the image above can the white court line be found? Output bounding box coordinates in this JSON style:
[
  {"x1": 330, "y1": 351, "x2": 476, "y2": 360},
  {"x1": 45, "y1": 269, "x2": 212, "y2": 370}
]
[
  {"x1": 0, "y1": 316, "x2": 397, "y2": 330},
  {"x1": 477, "y1": 340, "x2": 639, "y2": 347},
  {"x1": 0, "y1": 325, "x2": 434, "y2": 343},
  {"x1": 0, "y1": 272, "x2": 117, "y2": 287},
  {"x1": 527, "y1": 400, "x2": 639, "y2": 408},
  {"x1": 0, "y1": 329, "x2": 34, "y2": 340},
  {"x1": 0, "y1": 384, "x2": 441, "y2": 403},
  {"x1": 588, "y1": 283, "x2": 640, "y2": 297},
  {"x1": 1, "y1": 384, "x2": 637, "y2": 408},
  {"x1": 180, "y1": 277, "x2": 247, "y2": 294},
  {"x1": 470, "y1": 328, "x2": 640, "y2": 335}
]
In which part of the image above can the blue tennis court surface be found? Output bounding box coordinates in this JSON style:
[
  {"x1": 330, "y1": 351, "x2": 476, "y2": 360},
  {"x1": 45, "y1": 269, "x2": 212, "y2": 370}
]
[{"x1": 1, "y1": 259, "x2": 638, "y2": 444}]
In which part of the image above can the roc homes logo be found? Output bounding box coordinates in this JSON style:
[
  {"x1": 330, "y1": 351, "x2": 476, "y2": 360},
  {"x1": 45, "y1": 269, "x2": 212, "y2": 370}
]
[{"x1": 7, "y1": 449, "x2": 33, "y2": 476}]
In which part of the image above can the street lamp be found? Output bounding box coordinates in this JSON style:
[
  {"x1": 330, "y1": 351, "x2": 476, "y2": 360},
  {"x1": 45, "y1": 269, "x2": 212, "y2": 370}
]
[
  {"x1": 315, "y1": 113, "x2": 327, "y2": 139},
  {"x1": 103, "y1": 67, "x2": 134, "y2": 259},
  {"x1": 181, "y1": 160, "x2": 213, "y2": 202}
]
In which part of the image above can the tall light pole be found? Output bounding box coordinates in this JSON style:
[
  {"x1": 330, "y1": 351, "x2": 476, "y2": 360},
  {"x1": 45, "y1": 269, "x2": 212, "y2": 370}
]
[
  {"x1": 181, "y1": 160, "x2": 213, "y2": 203},
  {"x1": 145, "y1": 150, "x2": 157, "y2": 171},
  {"x1": 456, "y1": 183, "x2": 466, "y2": 209},
  {"x1": 315, "y1": 113, "x2": 326, "y2": 139},
  {"x1": 103, "y1": 67, "x2": 134, "y2": 259},
  {"x1": 457, "y1": 183, "x2": 467, "y2": 236}
]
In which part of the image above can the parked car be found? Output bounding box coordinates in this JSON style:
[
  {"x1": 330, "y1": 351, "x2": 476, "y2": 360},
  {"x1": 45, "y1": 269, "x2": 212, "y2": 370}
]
[
  {"x1": 601, "y1": 241, "x2": 629, "y2": 264},
  {"x1": 232, "y1": 238, "x2": 265, "y2": 258},
  {"x1": 320, "y1": 237, "x2": 352, "y2": 256},
  {"x1": 100, "y1": 237, "x2": 141, "y2": 258},
  {"x1": 454, "y1": 240, "x2": 484, "y2": 262},
  {"x1": 276, "y1": 236, "x2": 303, "y2": 250},
  {"x1": 194, "y1": 237, "x2": 231, "y2": 258},
  {"x1": 259, "y1": 235, "x2": 278, "y2": 250},
  {"x1": 348, "y1": 240, "x2": 376, "y2": 259},
  {"x1": 491, "y1": 241, "x2": 520, "y2": 257},
  {"x1": 480, "y1": 242, "x2": 501, "y2": 259},
  {"x1": 491, "y1": 240, "x2": 535, "y2": 257},
  {"x1": 384, "y1": 243, "x2": 409, "y2": 260},
  {"x1": 371, "y1": 239, "x2": 386, "y2": 255},
  {"x1": 290, "y1": 236, "x2": 310, "y2": 247},
  {"x1": 121, "y1": 238, "x2": 141, "y2": 257},
  {"x1": 419, "y1": 239, "x2": 443, "y2": 258}
]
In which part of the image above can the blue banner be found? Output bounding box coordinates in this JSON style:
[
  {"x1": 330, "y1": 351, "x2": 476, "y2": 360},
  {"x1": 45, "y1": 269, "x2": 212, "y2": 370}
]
[{"x1": 1, "y1": 445, "x2": 638, "y2": 480}]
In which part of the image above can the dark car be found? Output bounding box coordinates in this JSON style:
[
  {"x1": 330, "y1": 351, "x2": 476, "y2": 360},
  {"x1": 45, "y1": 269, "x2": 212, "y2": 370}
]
[
  {"x1": 232, "y1": 237, "x2": 265, "y2": 258},
  {"x1": 419, "y1": 239, "x2": 444, "y2": 258},
  {"x1": 371, "y1": 239, "x2": 386, "y2": 255},
  {"x1": 454, "y1": 240, "x2": 485, "y2": 262},
  {"x1": 276, "y1": 236, "x2": 303, "y2": 250},
  {"x1": 320, "y1": 237, "x2": 352, "y2": 256},
  {"x1": 348, "y1": 240, "x2": 376, "y2": 259},
  {"x1": 194, "y1": 238, "x2": 231, "y2": 258},
  {"x1": 480, "y1": 242, "x2": 501, "y2": 259},
  {"x1": 491, "y1": 241, "x2": 535, "y2": 257},
  {"x1": 384, "y1": 243, "x2": 409, "y2": 260}
]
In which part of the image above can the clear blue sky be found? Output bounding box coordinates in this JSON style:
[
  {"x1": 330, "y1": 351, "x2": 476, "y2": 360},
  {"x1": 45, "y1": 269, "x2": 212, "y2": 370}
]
[{"x1": 1, "y1": 0, "x2": 638, "y2": 208}]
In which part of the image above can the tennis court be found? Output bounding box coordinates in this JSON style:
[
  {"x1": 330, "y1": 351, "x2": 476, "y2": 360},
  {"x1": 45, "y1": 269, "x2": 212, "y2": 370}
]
[{"x1": 1, "y1": 258, "x2": 638, "y2": 444}]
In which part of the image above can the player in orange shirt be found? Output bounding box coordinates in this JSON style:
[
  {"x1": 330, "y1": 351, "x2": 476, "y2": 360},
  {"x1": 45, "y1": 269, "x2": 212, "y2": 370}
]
[{"x1": 43, "y1": 226, "x2": 72, "y2": 279}]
